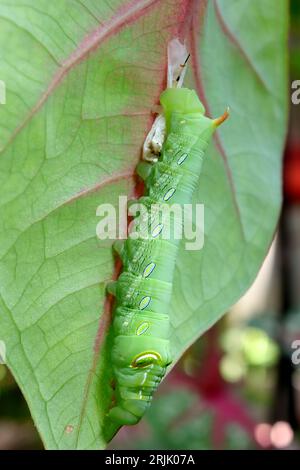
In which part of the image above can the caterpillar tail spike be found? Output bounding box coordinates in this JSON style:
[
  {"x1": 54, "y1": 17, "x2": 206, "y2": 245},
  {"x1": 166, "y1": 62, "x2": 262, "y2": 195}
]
[{"x1": 214, "y1": 106, "x2": 230, "y2": 127}]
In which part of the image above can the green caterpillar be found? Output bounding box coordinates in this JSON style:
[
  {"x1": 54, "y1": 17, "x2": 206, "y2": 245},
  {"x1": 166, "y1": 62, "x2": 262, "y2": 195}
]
[{"x1": 106, "y1": 42, "x2": 228, "y2": 426}]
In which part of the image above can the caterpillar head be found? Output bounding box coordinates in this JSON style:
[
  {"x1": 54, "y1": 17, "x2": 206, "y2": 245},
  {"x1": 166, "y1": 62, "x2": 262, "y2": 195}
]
[{"x1": 160, "y1": 87, "x2": 229, "y2": 143}]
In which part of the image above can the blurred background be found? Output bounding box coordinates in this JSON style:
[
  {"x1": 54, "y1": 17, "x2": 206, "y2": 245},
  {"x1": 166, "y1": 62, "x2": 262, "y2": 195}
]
[{"x1": 0, "y1": 0, "x2": 300, "y2": 450}]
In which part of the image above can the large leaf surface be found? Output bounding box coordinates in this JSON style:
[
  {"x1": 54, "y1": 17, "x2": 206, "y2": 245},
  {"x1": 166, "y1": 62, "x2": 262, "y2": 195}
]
[{"x1": 0, "y1": 0, "x2": 288, "y2": 449}]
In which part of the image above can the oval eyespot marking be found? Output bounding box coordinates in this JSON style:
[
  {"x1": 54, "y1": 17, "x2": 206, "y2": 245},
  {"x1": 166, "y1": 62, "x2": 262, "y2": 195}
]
[
  {"x1": 152, "y1": 224, "x2": 163, "y2": 238},
  {"x1": 177, "y1": 153, "x2": 188, "y2": 165},
  {"x1": 139, "y1": 296, "x2": 151, "y2": 310},
  {"x1": 131, "y1": 351, "x2": 162, "y2": 368},
  {"x1": 163, "y1": 188, "x2": 176, "y2": 201},
  {"x1": 143, "y1": 262, "x2": 156, "y2": 278},
  {"x1": 136, "y1": 322, "x2": 149, "y2": 336}
]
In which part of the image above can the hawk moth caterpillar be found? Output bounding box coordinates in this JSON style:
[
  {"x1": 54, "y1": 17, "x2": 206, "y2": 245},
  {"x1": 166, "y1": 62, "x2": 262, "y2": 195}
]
[{"x1": 106, "y1": 39, "x2": 229, "y2": 426}]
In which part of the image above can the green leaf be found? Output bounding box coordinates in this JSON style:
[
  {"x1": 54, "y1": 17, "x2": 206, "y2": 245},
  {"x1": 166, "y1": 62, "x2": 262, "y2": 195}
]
[{"x1": 0, "y1": 0, "x2": 288, "y2": 449}]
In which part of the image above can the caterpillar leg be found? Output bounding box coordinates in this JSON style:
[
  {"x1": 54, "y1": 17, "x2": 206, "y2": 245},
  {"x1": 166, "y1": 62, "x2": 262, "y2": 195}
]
[
  {"x1": 136, "y1": 161, "x2": 152, "y2": 180},
  {"x1": 106, "y1": 281, "x2": 117, "y2": 296},
  {"x1": 107, "y1": 405, "x2": 141, "y2": 426},
  {"x1": 113, "y1": 239, "x2": 124, "y2": 258},
  {"x1": 127, "y1": 198, "x2": 139, "y2": 210}
]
